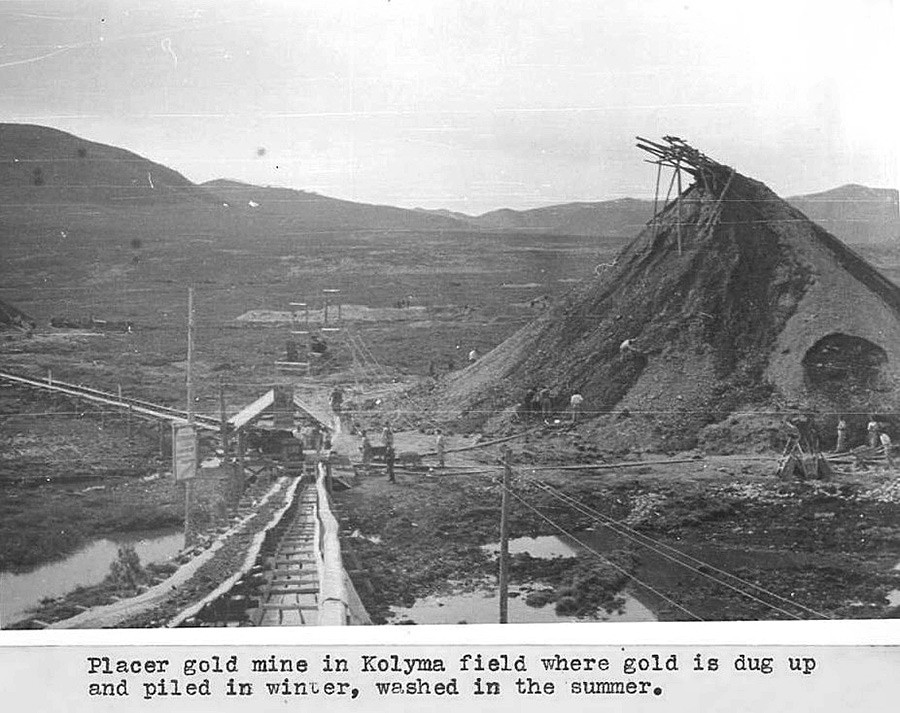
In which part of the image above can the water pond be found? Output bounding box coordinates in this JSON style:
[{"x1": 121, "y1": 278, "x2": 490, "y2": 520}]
[
  {"x1": 1, "y1": 529, "x2": 184, "y2": 625},
  {"x1": 391, "y1": 535, "x2": 656, "y2": 624}
]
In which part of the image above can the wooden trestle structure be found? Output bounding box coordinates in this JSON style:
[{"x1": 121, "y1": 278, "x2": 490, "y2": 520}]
[{"x1": 636, "y1": 135, "x2": 737, "y2": 253}]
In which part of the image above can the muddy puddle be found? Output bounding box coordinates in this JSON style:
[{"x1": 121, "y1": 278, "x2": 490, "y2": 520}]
[
  {"x1": 390, "y1": 586, "x2": 655, "y2": 625},
  {"x1": 482, "y1": 535, "x2": 578, "y2": 558},
  {"x1": 391, "y1": 535, "x2": 656, "y2": 624},
  {"x1": 1, "y1": 529, "x2": 184, "y2": 625}
]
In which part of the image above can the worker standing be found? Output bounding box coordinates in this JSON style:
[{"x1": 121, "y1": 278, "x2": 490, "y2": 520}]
[
  {"x1": 436, "y1": 430, "x2": 446, "y2": 470},
  {"x1": 782, "y1": 418, "x2": 803, "y2": 457},
  {"x1": 330, "y1": 386, "x2": 344, "y2": 428},
  {"x1": 867, "y1": 417, "x2": 880, "y2": 449},
  {"x1": 359, "y1": 430, "x2": 372, "y2": 475},
  {"x1": 570, "y1": 392, "x2": 584, "y2": 423},
  {"x1": 539, "y1": 387, "x2": 552, "y2": 421},
  {"x1": 835, "y1": 416, "x2": 848, "y2": 453},
  {"x1": 385, "y1": 444, "x2": 396, "y2": 483},
  {"x1": 382, "y1": 423, "x2": 394, "y2": 450},
  {"x1": 880, "y1": 431, "x2": 894, "y2": 468}
]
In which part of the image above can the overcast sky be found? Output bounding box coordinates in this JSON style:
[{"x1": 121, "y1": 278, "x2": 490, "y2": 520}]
[{"x1": 0, "y1": 0, "x2": 897, "y2": 214}]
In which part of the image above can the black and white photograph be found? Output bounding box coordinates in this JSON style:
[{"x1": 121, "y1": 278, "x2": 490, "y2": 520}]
[{"x1": 1, "y1": 0, "x2": 898, "y2": 632}]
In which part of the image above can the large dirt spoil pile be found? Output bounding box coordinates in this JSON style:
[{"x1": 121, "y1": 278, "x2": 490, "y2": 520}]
[{"x1": 441, "y1": 140, "x2": 900, "y2": 450}]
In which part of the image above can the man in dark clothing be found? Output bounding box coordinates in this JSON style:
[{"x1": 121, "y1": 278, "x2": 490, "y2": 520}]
[
  {"x1": 385, "y1": 446, "x2": 396, "y2": 483},
  {"x1": 330, "y1": 386, "x2": 343, "y2": 412},
  {"x1": 539, "y1": 387, "x2": 552, "y2": 420},
  {"x1": 359, "y1": 430, "x2": 372, "y2": 475}
]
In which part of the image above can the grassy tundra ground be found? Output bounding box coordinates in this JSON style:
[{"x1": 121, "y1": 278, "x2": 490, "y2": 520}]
[{"x1": 2, "y1": 217, "x2": 899, "y2": 623}]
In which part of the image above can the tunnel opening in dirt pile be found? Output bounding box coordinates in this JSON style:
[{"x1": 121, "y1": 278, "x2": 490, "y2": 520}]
[
  {"x1": 438, "y1": 138, "x2": 900, "y2": 451},
  {"x1": 802, "y1": 333, "x2": 889, "y2": 405}
]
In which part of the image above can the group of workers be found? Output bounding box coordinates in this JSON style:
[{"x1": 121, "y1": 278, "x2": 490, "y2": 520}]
[
  {"x1": 522, "y1": 386, "x2": 585, "y2": 424},
  {"x1": 358, "y1": 424, "x2": 396, "y2": 482},
  {"x1": 357, "y1": 424, "x2": 449, "y2": 482},
  {"x1": 784, "y1": 414, "x2": 894, "y2": 468}
]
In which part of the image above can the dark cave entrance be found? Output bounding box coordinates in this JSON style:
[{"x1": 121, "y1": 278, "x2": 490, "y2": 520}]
[{"x1": 802, "y1": 333, "x2": 889, "y2": 402}]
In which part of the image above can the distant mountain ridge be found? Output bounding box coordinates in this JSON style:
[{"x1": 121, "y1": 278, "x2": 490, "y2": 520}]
[
  {"x1": 200, "y1": 179, "x2": 465, "y2": 233},
  {"x1": 786, "y1": 184, "x2": 899, "y2": 246},
  {"x1": 465, "y1": 198, "x2": 654, "y2": 237},
  {"x1": 1, "y1": 123, "x2": 896, "y2": 246},
  {"x1": 417, "y1": 187, "x2": 899, "y2": 246}
]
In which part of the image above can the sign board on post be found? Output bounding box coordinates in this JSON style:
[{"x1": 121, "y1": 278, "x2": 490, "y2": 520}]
[{"x1": 172, "y1": 423, "x2": 198, "y2": 481}]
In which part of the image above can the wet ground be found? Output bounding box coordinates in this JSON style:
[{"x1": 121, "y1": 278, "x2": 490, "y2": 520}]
[
  {"x1": 1, "y1": 528, "x2": 183, "y2": 625},
  {"x1": 334, "y1": 444, "x2": 900, "y2": 624},
  {"x1": 390, "y1": 534, "x2": 656, "y2": 624},
  {"x1": 391, "y1": 584, "x2": 655, "y2": 625}
]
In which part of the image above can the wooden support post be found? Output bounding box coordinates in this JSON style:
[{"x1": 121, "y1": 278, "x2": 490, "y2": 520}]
[
  {"x1": 183, "y1": 479, "x2": 193, "y2": 546},
  {"x1": 662, "y1": 166, "x2": 677, "y2": 213},
  {"x1": 676, "y1": 162, "x2": 683, "y2": 255},
  {"x1": 127, "y1": 404, "x2": 133, "y2": 442},
  {"x1": 499, "y1": 446, "x2": 512, "y2": 624},
  {"x1": 234, "y1": 429, "x2": 246, "y2": 506},
  {"x1": 218, "y1": 376, "x2": 228, "y2": 454},
  {"x1": 184, "y1": 287, "x2": 195, "y2": 547},
  {"x1": 651, "y1": 161, "x2": 662, "y2": 240},
  {"x1": 117, "y1": 383, "x2": 123, "y2": 401},
  {"x1": 47, "y1": 369, "x2": 52, "y2": 386}
]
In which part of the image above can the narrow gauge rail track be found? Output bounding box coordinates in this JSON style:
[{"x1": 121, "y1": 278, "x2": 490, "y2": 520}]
[{"x1": 0, "y1": 370, "x2": 221, "y2": 430}]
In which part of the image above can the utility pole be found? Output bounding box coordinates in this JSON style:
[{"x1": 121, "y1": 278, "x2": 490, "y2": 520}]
[
  {"x1": 218, "y1": 375, "x2": 228, "y2": 453},
  {"x1": 499, "y1": 446, "x2": 512, "y2": 624},
  {"x1": 184, "y1": 286, "x2": 195, "y2": 546}
]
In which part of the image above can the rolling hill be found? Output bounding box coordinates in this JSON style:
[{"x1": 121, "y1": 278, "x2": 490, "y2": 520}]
[
  {"x1": 786, "y1": 184, "x2": 899, "y2": 247},
  {"x1": 201, "y1": 180, "x2": 467, "y2": 234},
  {"x1": 1, "y1": 123, "x2": 896, "y2": 249},
  {"x1": 0, "y1": 124, "x2": 468, "y2": 235},
  {"x1": 0, "y1": 123, "x2": 203, "y2": 206}
]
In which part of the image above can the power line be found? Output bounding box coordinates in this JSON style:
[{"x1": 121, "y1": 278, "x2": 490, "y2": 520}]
[
  {"x1": 525, "y1": 475, "x2": 830, "y2": 620},
  {"x1": 492, "y1": 474, "x2": 704, "y2": 622}
]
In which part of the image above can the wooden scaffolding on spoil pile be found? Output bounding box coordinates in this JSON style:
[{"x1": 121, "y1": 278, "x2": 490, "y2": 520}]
[{"x1": 636, "y1": 135, "x2": 736, "y2": 254}]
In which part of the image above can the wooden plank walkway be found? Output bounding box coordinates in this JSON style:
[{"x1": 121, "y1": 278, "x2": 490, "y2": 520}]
[{"x1": 250, "y1": 486, "x2": 322, "y2": 626}]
